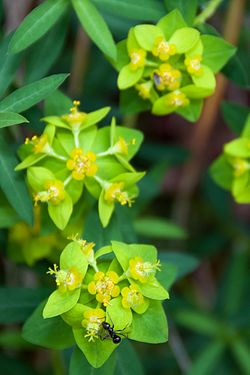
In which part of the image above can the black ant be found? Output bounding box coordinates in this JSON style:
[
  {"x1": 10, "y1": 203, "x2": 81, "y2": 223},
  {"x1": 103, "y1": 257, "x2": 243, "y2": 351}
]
[{"x1": 101, "y1": 314, "x2": 128, "y2": 344}]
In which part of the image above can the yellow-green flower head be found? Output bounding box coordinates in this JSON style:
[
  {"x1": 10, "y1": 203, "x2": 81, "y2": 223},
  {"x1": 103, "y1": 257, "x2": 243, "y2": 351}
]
[
  {"x1": 61, "y1": 100, "x2": 87, "y2": 129},
  {"x1": 153, "y1": 64, "x2": 182, "y2": 91},
  {"x1": 112, "y1": 137, "x2": 129, "y2": 155},
  {"x1": 81, "y1": 308, "x2": 105, "y2": 342},
  {"x1": 25, "y1": 134, "x2": 51, "y2": 154},
  {"x1": 129, "y1": 48, "x2": 146, "y2": 71},
  {"x1": 121, "y1": 284, "x2": 144, "y2": 309},
  {"x1": 66, "y1": 148, "x2": 97, "y2": 181},
  {"x1": 88, "y1": 271, "x2": 120, "y2": 306},
  {"x1": 129, "y1": 256, "x2": 161, "y2": 284},
  {"x1": 47, "y1": 264, "x2": 83, "y2": 293},
  {"x1": 34, "y1": 179, "x2": 65, "y2": 206},
  {"x1": 104, "y1": 182, "x2": 134, "y2": 207},
  {"x1": 165, "y1": 90, "x2": 190, "y2": 108},
  {"x1": 232, "y1": 158, "x2": 249, "y2": 177},
  {"x1": 135, "y1": 81, "x2": 153, "y2": 99},
  {"x1": 152, "y1": 36, "x2": 176, "y2": 61},
  {"x1": 184, "y1": 55, "x2": 203, "y2": 77}
]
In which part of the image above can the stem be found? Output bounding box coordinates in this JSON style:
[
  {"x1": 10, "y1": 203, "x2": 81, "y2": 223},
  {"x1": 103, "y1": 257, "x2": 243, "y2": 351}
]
[
  {"x1": 50, "y1": 151, "x2": 67, "y2": 161},
  {"x1": 97, "y1": 149, "x2": 112, "y2": 157},
  {"x1": 118, "y1": 273, "x2": 127, "y2": 283},
  {"x1": 64, "y1": 175, "x2": 72, "y2": 187},
  {"x1": 94, "y1": 175, "x2": 108, "y2": 188},
  {"x1": 194, "y1": 0, "x2": 223, "y2": 25},
  {"x1": 73, "y1": 129, "x2": 80, "y2": 148},
  {"x1": 145, "y1": 60, "x2": 158, "y2": 68}
]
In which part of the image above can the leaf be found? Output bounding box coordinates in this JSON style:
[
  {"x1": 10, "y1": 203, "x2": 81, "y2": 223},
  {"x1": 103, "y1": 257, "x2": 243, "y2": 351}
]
[
  {"x1": 44, "y1": 90, "x2": 73, "y2": 116},
  {"x1": 176, "y1": 99, "x2": 203, "y2": 122},
  {"x1": 201, "y1": 35, "x2": 236, "y2": 73},
  {"x1": 157, "y1": 9, "x2": 187, "y2": 39},
  {"x1": 119, "y1": 88, "x2": 151, "y2": 115},
  {"x1": 0, "y1": 112, "x2": 28, "y2": 129},
  {"x1": 221, "y1": 101, "x2": 249, "y2": 136},
  {"x1": 230, "y1": 339, "x2": 250, "y2": 375},
  {"x1": 43, "y1": 289, "x2": 81, "y2": 318},
  {"x1": 0, "y1": 288, "x2": 50, "y2": 324},
  {"x1": 118, "y1": 65, "x2": 143, "y2": 90},
  {"x1": 222, "y1": 53, "x2": 249, "y2": 88},
  {"x1": 134, "y1": 25, "x2": 164, "y2": 51},
  {"x1": 72, "y1": 0, "x2": 117, "y2": 60},
  {"x1": 92, "y1": 0, "x2": 165, "y2": 21},
  {"x1": 0, "y1": 74, "x2": 69, "y2": 113},
  {"x1": 210, "y1": 155, "x2": 233, "y2": 190},
  {"x1": 48, "y1": 193, "x2": 73, "y2": 230},
  {"x1": 70, "y1": 347, "x2": 117, "y2": 375},
  {"x1": 23, "y1": 301, "x2": 74, "y2": 349},
  {"x1": 0, "y1": 134, "x2": 33, "y2": 224},
  {"x1": 98, "y1": 190, "x2": 114, "y2": 228},
  {"x1": 164, "y1": 0, "x2": 198, "y2": 25},
  {"x1": 134, "y1": 217, "x2": 186, "y2": 239},
  {"x1": 169, "y1": 27, "x2": 200, "y2": 53},
  {"x1": 187, "y1": 341, "x2": 225, "y2": 375},
  {"x1": 9, "y1": 0, "x2": 69, "y2": 53},
  {"x1": 73, "y1": 327, "x2": 116, "y2": 368},
  {"x1": 114, "y1": 341, "x2": 144, "y2": 375},
  {"x1": 175, "y1": 310, "x2": 223, "y2": 336},
  {"x1": 158, "y1": 252, "x2": 199, "y2": 280},
  {"x1": 129, "y1": 300, "x2": 168, "y2": 343}
]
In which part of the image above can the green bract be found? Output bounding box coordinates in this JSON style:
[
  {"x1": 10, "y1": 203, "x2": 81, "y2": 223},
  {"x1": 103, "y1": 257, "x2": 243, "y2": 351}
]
[
  {"x1": 15, "y1": 101, "x2": 144, "y2": 229},
  {"x1": 23, "y1": 239, "x2": 169, "y2": 368},
  {"x1": 114, "y1": 9, "x2": 236, "y2": 121},
  {"x1": 210, "y1": 114, "x2": 250, "y2": 203}
]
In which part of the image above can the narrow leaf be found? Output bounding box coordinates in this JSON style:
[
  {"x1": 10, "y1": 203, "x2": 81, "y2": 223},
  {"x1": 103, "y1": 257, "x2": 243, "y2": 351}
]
[
  {"x1": 72, "y1": 0, "x2": 117, "y2": 60},
  {"x1": 9, "y1": 0, "x2": 69, "y2": 53},
  {"x1": 0, "y1": 112, "x2": 28, "y2": 129},
  {"x1": 0, "y1": 74, "x2": 69, "y2": 113}
]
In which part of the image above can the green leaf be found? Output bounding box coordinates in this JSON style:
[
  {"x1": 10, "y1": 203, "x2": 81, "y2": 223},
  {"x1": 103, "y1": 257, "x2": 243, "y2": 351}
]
[
  {"x1": 169, "y1": 27, "x2": 200, "y2": 53},
  {"x1": 43, "y1": 289, "x2": 81, "y2": 318},
  {"x1": 44, "y1": 90, "x2": 73, "y2": 116},
  {"x1": 62, "y1": 303, "x2": 85, "y2": 328},
  {"x1": 224, "y1": 138, "x2": 250, "y2": 158},
  {"x1": 176, "y1": 100, "x2": 203, "y2": 122},
  {"x1": 98, "y1": 190, "x2": 114, "y2": 228},
  {"x1": 23, "y1": 301, "x2": 74, "y2": 349},
  {"x1": 0, "y1": 135, "x2": 33, "y2": 224},
  {"x1": 222, "y1": 53, "x2": 249, "y2": 88},
  {"x1": 114, "y1": 341, "x2": 144, "y2": 375},
  {"x1": 15, "y1": 154, "x2": 47, "y2": 171},
  {"x1": 0, "y1": 112, "x2": 28, "y2": 129},
  {"x1": 201, "y1": 35, "x2": 236, "y2": 73},
  {"x1": 24, "y1": 15, "x2": 68, "y2": 84},
  {"x1": 221, "y1": 102, "x2": 249, "y2": 136},
  {"x1": 119, "y1": 88, "x2": 151, "y2": 115},
  {"x1": 70, "y1": 347, "x2": 116, "y2": 375},
  {"x1": 60, "y1": 242, "x2": 88, "y2": 275},
  {"x1": 181, "y1": 85, "x2": 214, "y2": 99},
  {"x1": 48, "y1": 193, "x2": 73, "y2": 230},
  {"x1": 0, "y1": 288, "x2": 50, "y2": 324},
  {"x1": 73, "y1": 327, "x2": 116, "y2": 368},
  {"x1": 187, "y1": 342, "x2": 225, "y2": 375},
  {"x1": 230, "y1": 339, "x2": 250, "y2": 375},
  {"x1": 72, "y1": 0, "x2": 117, "y2": 60},
  {"x1": 164, "y1": 0, "x2": 198, "y2": 25},
  {"x1": 158, "y1": 252, "x2": 199, "y2": 280},
  {"x1": 118, "y1": 65, "x2": 143, "y2": 90},
  {"x1": 134, "y1": 25, "x2": 164, "y2": 51},
  {"x1": 192, "y1": 66, "x2": 216, "y2": 90},
  {"x1": 129, "y1": 300, "x2": 168, "y2": 343},
  {"x1": 106, "y1": 297, "x2": 133, "y2": 330},
  {"x1": 157, "y1": 9, "x2": 187, "y2": 39},
  {"x1": 210, "y1": 155, "x2": 233, "y2": 190},
  {"x1": 80, "y1": 107, "x2": 111, "y2": 130},
  {"x1": 92, "y1": 0, "x2": 165, "y2": 22},
  {"x1": 0, "y1": 74, "x2": 69, "y2": 113},
  {"x1": 175, "y1": 310, "x2": 223, "y2": 336},
  {"x1": 134, "y1": 217, "x2": 186, "y2": 239},
  {"x1": 135, "y1": 279, "x2": 169, "y2": 300},
  {"x1": 156, "y1": 261, "x2": 177, "y2": 290},
  {"x1": 9, "y1": 0, "x2": 69, "y2": 53}
]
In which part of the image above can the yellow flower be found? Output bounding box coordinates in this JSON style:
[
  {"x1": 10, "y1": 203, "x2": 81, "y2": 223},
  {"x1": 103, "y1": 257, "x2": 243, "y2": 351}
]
[
  {"x1": 129, "y1": 49, "x2": 146, "y2": 71},
  {"x1": 66, "y1": 148, "x2": 97, "y2": 181},
  {"x1": 104, "y1": 182, "x2": 134, "y2": 207},
  {"x1": 121, "y1": 284, "x2": 144, "y2": 309},
  {"x1": 129, "y1": 256, "x2": 161, "y2": 284},
  {"x1": 25, "y1": 134, "x2": 51, "y2": 154},
  {"x1": 152, "y1": 36, "x2": 176, "y2": 61},
  {"x1": 135, "y1": 81, "x2": 152, "y2": 99},
  {"x1": 153, "y1": 64, "x2": 182, "y2": 91},
  {"x1": 184, "y1": 55, "x2": 203, "y2": 77},
  {"x1": 61, "y1": 100, "x2": 87, "y2": 129},
  {"x1": 47, "y1": 264, "x2": 83, "y2": 292},
  {"x1": 34, "y1": 179, "x2": 65, "y2": 206},
  {"x1": 165, "y1": 90, "x2": 190, "y2": 108},
  {"x1": 88, "y1": 271, "x2": 120, "y2": 306},
  {"x1": 233, "y1": 158, "x2": 249, "y2": 177},
  {"x1": 81, "y1": 308, "x2": 105, "y2": 342}
]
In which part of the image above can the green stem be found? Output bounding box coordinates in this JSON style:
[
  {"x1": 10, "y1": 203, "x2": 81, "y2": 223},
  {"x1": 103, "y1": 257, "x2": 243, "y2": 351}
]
[
  {"x1": 73, "y1": 129, "x2": 80, "y2": 148},
  {"x1": 145, "y1": 60, "x2": 158, "y2": 68},
  {"x1": 49, "y1": 150, "x2": 67, "y2": 161},
  {"x1": 64, "y1": 175, "x2": 72, "y2": 187},
  {"x1": 194, "y1": 0, "x2": 223, "y2": 25},
  {"x1": 118, "y1": 273, "x2": 127, "y2": 283}
]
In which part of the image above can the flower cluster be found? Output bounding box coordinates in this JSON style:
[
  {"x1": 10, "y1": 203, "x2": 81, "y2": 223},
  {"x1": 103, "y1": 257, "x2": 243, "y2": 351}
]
[
  {"x1": 115, "y1": 10, "x2": 235, "y2": 120},
  {"x1": 16, "y1": 101, "x2": 144, "y2": 229},
  {"x1": 42, "y1": 239, "x2": 169, "y2": 368},
  {"x1": 211, "y1": 114, "x2": 250, "y2": 203}
]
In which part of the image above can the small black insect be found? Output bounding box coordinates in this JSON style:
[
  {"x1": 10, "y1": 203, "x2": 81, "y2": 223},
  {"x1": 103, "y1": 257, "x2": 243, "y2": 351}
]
[
  {"x1": 153, "y1": 72, "x2": 161, "y2": 87},
  {"x1": 102, "y1": 321, "x2": 122, "y2": 344}
]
